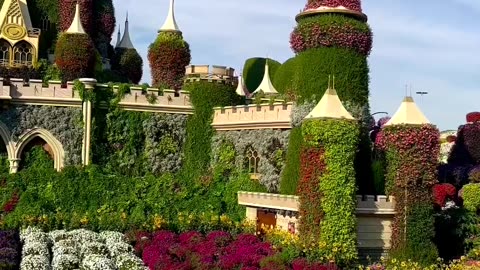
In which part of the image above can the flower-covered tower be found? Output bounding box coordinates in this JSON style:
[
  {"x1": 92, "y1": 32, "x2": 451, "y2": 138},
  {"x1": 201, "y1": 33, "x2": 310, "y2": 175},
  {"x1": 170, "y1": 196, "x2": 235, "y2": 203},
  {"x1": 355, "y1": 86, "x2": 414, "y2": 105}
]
[
  {"x1": 379, "y1": 96, "x2": 440, "y2": 263},
  {"x1": 55, "y1": 3, "x2": 96, "y2": 81},
  {"x1": 148, "y1": 0, "x2": 191, "y2": 90},
  {"x1": 112, "y1": 14, "x2": 143, "y2": 84}
]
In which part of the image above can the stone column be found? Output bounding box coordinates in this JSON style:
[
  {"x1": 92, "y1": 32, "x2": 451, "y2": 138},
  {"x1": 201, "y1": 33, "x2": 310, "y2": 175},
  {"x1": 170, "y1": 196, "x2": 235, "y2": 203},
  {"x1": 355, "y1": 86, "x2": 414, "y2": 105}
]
[
  {"x1": 79, "y1": 78, "x2": 97, "y2": 166},
  {"x1": 9, "y1": 158, "x2": 20, "y2": 173}
]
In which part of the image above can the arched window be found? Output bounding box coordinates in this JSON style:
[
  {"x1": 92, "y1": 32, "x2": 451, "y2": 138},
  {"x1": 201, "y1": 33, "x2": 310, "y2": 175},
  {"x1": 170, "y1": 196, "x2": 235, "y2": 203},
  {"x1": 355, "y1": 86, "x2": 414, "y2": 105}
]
[
  {"x1": 13, "y1": 41, "x2": 33, "y2": 66},
  {"x1": 244, "y1": 147, "x2": 260, "y2": 174},
  {"x1": 0, "y1": 39, "x2": 11, "y2": 66},
  {"x1": 41, "y1": 14, "x2": 50, "y2": 31}
]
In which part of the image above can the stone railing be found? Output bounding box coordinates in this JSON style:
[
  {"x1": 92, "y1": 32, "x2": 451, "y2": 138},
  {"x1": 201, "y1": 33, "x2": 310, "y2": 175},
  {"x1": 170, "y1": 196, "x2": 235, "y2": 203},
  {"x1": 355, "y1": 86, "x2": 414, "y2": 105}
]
[
  {"x1": 212, "y1": 103, "x2": 293, "y2": 131},
  {"x1": 185, "y1": 64, "x2": 237, "y2": 84},
  {"x1": 0, "y1": 78, "x2": 81, "y2": 106},
  {"x1": 237, "y1": 191, "x2": 395, "y2": 255}
]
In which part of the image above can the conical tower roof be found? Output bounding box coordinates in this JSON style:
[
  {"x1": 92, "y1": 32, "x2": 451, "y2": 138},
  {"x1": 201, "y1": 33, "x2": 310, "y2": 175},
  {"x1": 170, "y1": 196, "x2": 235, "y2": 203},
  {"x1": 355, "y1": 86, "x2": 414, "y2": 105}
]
[
  {"x1": 66, "y1": 3, "x2": 86, "y2": 34},
  {"x1": 384, "y1": 96, "x2": 430, "y2": 126},
  {"x1": 304, "y1": 83, "x2": 354, "y2": 120},
  {"x1": 118, "y1": 13, "x2": 135, "y2": 49},
  {"x1": 160, "y1": 0, "x2": 180, "y2": 33},
  {"x1": 252, "y1": 60, "x2": 278, "y2": 95},
  {"x1": 235, "y1": 74, "x2": 248, "y2": 96}
]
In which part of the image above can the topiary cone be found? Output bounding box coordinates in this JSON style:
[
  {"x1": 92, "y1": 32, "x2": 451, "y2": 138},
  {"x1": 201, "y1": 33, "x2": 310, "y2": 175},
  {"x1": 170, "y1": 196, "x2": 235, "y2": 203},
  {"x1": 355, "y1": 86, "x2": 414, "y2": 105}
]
[
  {"x1": 58, "y1": 0, "x2": 94, "y2": 34},
  {"x1": 112, "y1": 48, "x2": 143, "y2": 84}
]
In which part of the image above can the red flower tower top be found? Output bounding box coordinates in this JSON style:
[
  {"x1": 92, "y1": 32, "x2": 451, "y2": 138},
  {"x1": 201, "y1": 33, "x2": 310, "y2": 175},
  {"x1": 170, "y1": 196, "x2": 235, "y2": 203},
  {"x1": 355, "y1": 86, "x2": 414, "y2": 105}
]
[{"x1": 148, "y1": 0, "x2": 191, "y2": 90}]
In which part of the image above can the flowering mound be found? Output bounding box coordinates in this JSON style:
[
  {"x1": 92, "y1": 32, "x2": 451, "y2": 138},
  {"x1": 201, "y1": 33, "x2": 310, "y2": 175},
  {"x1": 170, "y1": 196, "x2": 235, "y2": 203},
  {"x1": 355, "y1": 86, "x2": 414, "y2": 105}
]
[
  {"x1": 466, "y1": 112, "x2": 480, "y2": 123},
  {"x1": 112, "y1": 48, "x2": 143, "y2": 84},
  {"x1": 462, "y1": 122, "x2": 480, "y2": 164},
  {"x1": 148, "y1": 32, "x2": 191, "y2": 90},
  {"x1": 140, "y1": 231, "x2": 273, "y2": 269},
  {"x1": 55, "y1": 33, "x2": 96, "y2": 82},
  {"x1": 290, "y1": 16, "x2": 372, "y2": 55},
  {"x1": 305, "y1": 0, "x2": 362, "y2": 12},
  {"x1": 433, "y1": 183, "x2": 457, "y2": 208},
  {"x1": 19, "y1": 227, "x2": 146, "y2": 270},
  {"x1": 0, "y1": 230, "x2": 21, "y2": 269}
]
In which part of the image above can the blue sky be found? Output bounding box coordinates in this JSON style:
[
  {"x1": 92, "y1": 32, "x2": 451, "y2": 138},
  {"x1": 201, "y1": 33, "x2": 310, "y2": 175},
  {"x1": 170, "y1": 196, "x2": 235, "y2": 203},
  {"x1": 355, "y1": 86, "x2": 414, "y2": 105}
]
[{"x1": 112, "y1": 0, "x2": 480, "y2": 131}]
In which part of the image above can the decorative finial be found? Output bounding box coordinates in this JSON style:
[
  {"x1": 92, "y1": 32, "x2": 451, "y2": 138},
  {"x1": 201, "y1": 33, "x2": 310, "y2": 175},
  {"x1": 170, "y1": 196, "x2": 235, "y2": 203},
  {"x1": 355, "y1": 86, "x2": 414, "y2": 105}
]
[
  {"x1": 160, "y1": 0, "x2": 181, "y2": 33},
  {"x1": 328, "y1": 75, "x2": 331, "y2": 89},
  {"x1": 66, "y1": 2, "x2": 86, "y2": 34},
  {"x1": 333, "y1": 75, "x2": 335, "y2": 90}
]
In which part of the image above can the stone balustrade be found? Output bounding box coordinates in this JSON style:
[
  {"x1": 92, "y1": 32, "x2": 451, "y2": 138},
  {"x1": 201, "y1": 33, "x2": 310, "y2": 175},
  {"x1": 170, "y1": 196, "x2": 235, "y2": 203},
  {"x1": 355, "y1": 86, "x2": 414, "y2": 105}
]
[{"x1": 212, "y1": 103, "x2": 293, "y2": 131}]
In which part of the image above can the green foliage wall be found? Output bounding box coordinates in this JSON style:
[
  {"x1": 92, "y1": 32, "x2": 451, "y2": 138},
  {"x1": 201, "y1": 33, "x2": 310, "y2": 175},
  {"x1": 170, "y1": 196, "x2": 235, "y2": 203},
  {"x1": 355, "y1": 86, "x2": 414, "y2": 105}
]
[
  {"x1": 111, "y1": 48, "x2": 143, "y2": 84},
  {"x1": 279, "y1": 127, "x2": 302, "y2": 195},
  {"x1": 272, "y1": 57, "x2": 297, "y2": 95},
  {"x1": 242, "y1": 58, "x2": 281, "y2": 92},
  {"x1": 55, "y1": 33, "x2": 96, "y2": 82},
  {"x1": 181, "y1": 81, "x2": 241, "y2": 182},
  {"x1": 301, "y1": 119, "x2": 359, "y2": 265}
]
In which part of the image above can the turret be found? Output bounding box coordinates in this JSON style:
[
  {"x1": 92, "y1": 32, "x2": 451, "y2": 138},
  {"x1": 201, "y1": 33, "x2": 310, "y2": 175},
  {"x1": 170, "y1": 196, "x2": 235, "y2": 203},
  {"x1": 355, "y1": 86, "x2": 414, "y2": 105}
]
[
  {"x1": 148, "y1": 0, "x2": 191, "y2": 89},
  {"x1": 252, "y1": 60, "x2": 279, "y2": 97}
]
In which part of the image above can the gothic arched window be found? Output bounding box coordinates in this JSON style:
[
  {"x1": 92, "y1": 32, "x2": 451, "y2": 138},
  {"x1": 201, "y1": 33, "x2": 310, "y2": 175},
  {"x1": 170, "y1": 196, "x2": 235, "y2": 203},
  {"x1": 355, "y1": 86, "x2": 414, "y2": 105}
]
[
  {"x1": 41, "y1": 14, "x2": 50, "y2": 31},
  {"x1": 0, "y1": 39, "x2": 10, "y2": 66},
  {"x1": 13, "y1": 41, "x2": 33, "y2": 66},
  {"x1": 244, "y1": 147, "x2": 260, "y2": 174}
]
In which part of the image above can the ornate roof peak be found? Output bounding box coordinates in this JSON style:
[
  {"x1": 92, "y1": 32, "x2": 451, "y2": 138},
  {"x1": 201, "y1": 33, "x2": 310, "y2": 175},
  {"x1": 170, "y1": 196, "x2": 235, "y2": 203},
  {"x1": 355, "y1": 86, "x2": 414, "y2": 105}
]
[
  {"x1": 160, "y1": 0, "x2": 181, "y2": 33},
  {"x1": 66, "y1": 2, "x2": 86, "y2": 34},
  {"x1": 118, "y1": 12, "x2": 134, "y2": 49}
]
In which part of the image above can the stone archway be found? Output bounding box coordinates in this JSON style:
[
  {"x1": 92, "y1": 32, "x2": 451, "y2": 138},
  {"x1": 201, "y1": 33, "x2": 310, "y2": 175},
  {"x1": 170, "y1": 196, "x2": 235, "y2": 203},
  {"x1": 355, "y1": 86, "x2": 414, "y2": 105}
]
[
  {"x1": 0, "y1": 121, "x2": 14, "y2": 173},
  {"x1": 14, "y1": 128, "x2": 64, "y2": 172}
]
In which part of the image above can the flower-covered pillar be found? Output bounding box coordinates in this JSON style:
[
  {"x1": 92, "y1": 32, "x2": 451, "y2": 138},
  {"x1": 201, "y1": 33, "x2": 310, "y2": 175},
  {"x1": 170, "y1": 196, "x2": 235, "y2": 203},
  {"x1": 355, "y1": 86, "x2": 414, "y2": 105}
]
[
  {"x1": 148, "y1": 0, "x2": 191, "y2": 90},
  {"x1": 379, "y1": 96, "x2": 440, "y2": 263},
  {"x1": 298, "y1": 83, "x2": 359, "y2": 264}
]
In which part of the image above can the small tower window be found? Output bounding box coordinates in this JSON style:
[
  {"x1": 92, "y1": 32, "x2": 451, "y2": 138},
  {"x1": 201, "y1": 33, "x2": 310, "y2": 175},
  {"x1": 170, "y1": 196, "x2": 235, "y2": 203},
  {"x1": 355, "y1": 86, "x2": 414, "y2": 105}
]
[
  {"x1": 13, "y1": 41, "x2": 33, "y2": 66},
  {"x1": 0, "y1": 40, "x2": 10, "y2": 66},
  {"x1": 244, "y1": 147, "x2": 260, "y2": 174},
  {"x1": 41, "y1": 14, "x2": 50, "y2": 31}
]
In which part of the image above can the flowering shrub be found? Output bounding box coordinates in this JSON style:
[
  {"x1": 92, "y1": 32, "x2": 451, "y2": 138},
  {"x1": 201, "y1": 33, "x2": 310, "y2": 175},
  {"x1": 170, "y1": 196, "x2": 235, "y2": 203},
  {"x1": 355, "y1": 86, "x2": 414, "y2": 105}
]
[
  {"x1": 2, "y1": 192, "x2": 19, "y2": 213},
  {"x1": 433, "y1": 183, "x2": 456, "y2": 208},
  {"x1": 148, "y1": 32, "x2": 191, "y2": 90},
  {"x1": 55, "y1": 33, "x2": 96, "y2": 82},
  {"x1": 112, "y1": 48, "x2": 143, "y2": 84},
  {"x1": 463, "y1": 184, "x2": 480, "y2": 212},
  {"x1": 469, "y1": 165, "x2": 480, "y2": 183},
  {"x1": 381, "y1": 124, "x2": 440, "y2": 264},
  {"x1": 462, "y1": 122, "x2": 480, "y2": 164},
  {"x1": 297, "y1": 146, "x2": 325, "y2": 242},
  {"x1": 0, "y1": 230, "x2": 20, "y2": 269},
  {"x1": 467, "y1": 112, "x2": 480, "y2": 123},
  {"x1": 58, "y1": 0, "x2": 94, "y2": 34},
  {"x1": 93, "y1": 0, "x2": 115, "y2": 42},
  {"x1": 304, "y1": 0, "x2": 362, "y2": 12},
  {"x1": 19, "y1": 227, "x2": 146, "y2": 270},
  {"x1": 291, "y1": 15, "x2": 372, "y2": 55}
]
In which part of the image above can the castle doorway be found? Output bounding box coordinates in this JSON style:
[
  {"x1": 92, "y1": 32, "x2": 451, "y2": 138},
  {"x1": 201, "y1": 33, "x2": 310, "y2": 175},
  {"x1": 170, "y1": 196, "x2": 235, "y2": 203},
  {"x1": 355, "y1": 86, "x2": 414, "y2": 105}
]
[{"x1": 19, "y1": 137, "x2": 54, "y2": 170}]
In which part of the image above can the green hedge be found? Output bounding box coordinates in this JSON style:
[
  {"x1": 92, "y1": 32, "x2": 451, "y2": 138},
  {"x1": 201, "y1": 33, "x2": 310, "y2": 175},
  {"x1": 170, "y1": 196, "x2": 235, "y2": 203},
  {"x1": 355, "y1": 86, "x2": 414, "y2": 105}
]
[
  {"x1": 273, "y1": 47, "x2": 369, "y2": 105},
  {"x1": 463, "y1": 184, "x2": 480, "y2": 212},
  {"x1": 112, "y1": 48, "x2": 143, "y2": 84},
  {"x1": 302, "y1": 119, "x2": 359, "y2": 265},
  {"x1": 181, "y1": 81, "x2": 242, "y2": 182},
  {"x1": 242, "y1": 57, "x2": 280, "y2": 92},
  {"x1": 55, "y1": 33, "x2": 96, "y2": 82},
  {"x1": 272, "y1": 57, "x2": 297, "y2": 95},
  {"x1": 279, "y1": 126, "x2": 302, "y2": 195}
]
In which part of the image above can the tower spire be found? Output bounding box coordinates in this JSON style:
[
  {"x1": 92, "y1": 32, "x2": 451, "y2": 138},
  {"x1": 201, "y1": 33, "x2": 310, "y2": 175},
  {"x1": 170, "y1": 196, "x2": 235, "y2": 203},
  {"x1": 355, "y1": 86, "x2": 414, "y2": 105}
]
[
  {"x1": 116, "y1": 24, "x2": 121, "y2": 47},
  {"x1": 66, "y1": 2, "x2": 86, "y2": 34},
  {"x1": 252, "y1": 59, "x2": 278, "y2": 96},
  {"x1": 118, "y1": 12, "x2": 134, "y2": 49},
  {"x1": 160, "y1": 0, "x2": 181, "y2": 33}
]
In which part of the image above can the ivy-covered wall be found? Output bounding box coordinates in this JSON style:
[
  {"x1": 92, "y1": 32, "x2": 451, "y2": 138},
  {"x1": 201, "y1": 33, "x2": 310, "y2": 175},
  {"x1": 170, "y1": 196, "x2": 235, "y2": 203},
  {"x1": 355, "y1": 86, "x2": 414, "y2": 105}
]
[
  {"x1": 212, "y1": 129, "x2": 290, "y2": 192},
  {"x1": 0, "y1": 105, "x2": 83, "y2": 165}
]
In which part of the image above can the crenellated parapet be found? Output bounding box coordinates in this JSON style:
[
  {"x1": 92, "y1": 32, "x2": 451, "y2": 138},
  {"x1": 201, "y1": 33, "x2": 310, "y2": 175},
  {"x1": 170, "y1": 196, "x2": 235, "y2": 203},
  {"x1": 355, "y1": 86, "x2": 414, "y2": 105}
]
[
  {"x1": 356, "y1": 195, "x2": 395, "y2": 215},
  {"x1": 212, "y1": 103, "x2": 293, "y2": 131},
  {"x1": 185, "y1": 64, "x2": 237, "y2": 85},
  {"x1": 97, "y1": 84, "x2": 193, "y2": 114},
  {"x1": 0, "y1": 78, "x2": 82, "y2": 106}
]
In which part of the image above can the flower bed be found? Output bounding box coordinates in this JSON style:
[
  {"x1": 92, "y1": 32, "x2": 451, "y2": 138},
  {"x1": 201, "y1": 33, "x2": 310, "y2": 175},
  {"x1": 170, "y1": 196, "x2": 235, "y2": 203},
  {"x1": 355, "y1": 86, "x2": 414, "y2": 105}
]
[
  {"x1": 133, "y1": 230, "x2": 337, "y2": 270},
  {"x1": 19, "y1": 227, "x2": 146, "y2": 270}
]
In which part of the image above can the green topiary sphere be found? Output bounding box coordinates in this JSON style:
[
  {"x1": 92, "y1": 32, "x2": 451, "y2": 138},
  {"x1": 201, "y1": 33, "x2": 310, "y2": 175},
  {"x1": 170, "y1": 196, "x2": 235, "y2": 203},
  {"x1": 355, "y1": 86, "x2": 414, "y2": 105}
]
[
  {"x1": 148, "y1": 32, "x2": 191, "y2": 90},
  {"x1": 272, "y1": 57, "x2": 297, "y2": 95},
  {"x1": 242, "y1": 57, "x2": 280, "y2": 92},
  {"x1": 55, "y1": 33, "x2": 96, "y2": 81},
  {"x1": 112, "y1": 48, "x2": 143, "y2": 84}
]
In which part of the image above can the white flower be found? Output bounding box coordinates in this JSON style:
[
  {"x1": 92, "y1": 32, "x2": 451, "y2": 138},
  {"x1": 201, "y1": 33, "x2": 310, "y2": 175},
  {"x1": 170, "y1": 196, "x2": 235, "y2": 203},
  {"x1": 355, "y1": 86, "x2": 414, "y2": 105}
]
[
  {"x1": 52, "y1": 239, "x2": 77, "y2": 257},
  {"x1": 20, "y1": 226, "x2": 43, "y2": 241},
  {"x1": 22, "y1": 241, "x2": 50, "y2": 258},
  {"x1": 20, "y1": 255, "x2": 51, "y2": 270},
  {"x1": 100, "y1": 231, "x2": 126, "y2": 245},
  {"x1": 52, "y1": 254, "x2": 79, "y2": 270},
  {"x1": 442, "y1": 200, "x2": 458, "y2": 210},
  {"x1": 81, "y1": 254, "x2": 116, "y2": 270},
  {"x1": 80, "y1": 242, "x2": 109, "y2": 259},
  {"x1": 68, "y1": 229, "x2": 102, "y2": 244},
  {"x1": 116, "y1": 253, "x2": 148, "y2": 270},
  {"x1": 49, "y1": 230, "x2": 69, "y2": 243},
  {"x1": 108, "y1": 241, "x2": 133, "y2": 259}
]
